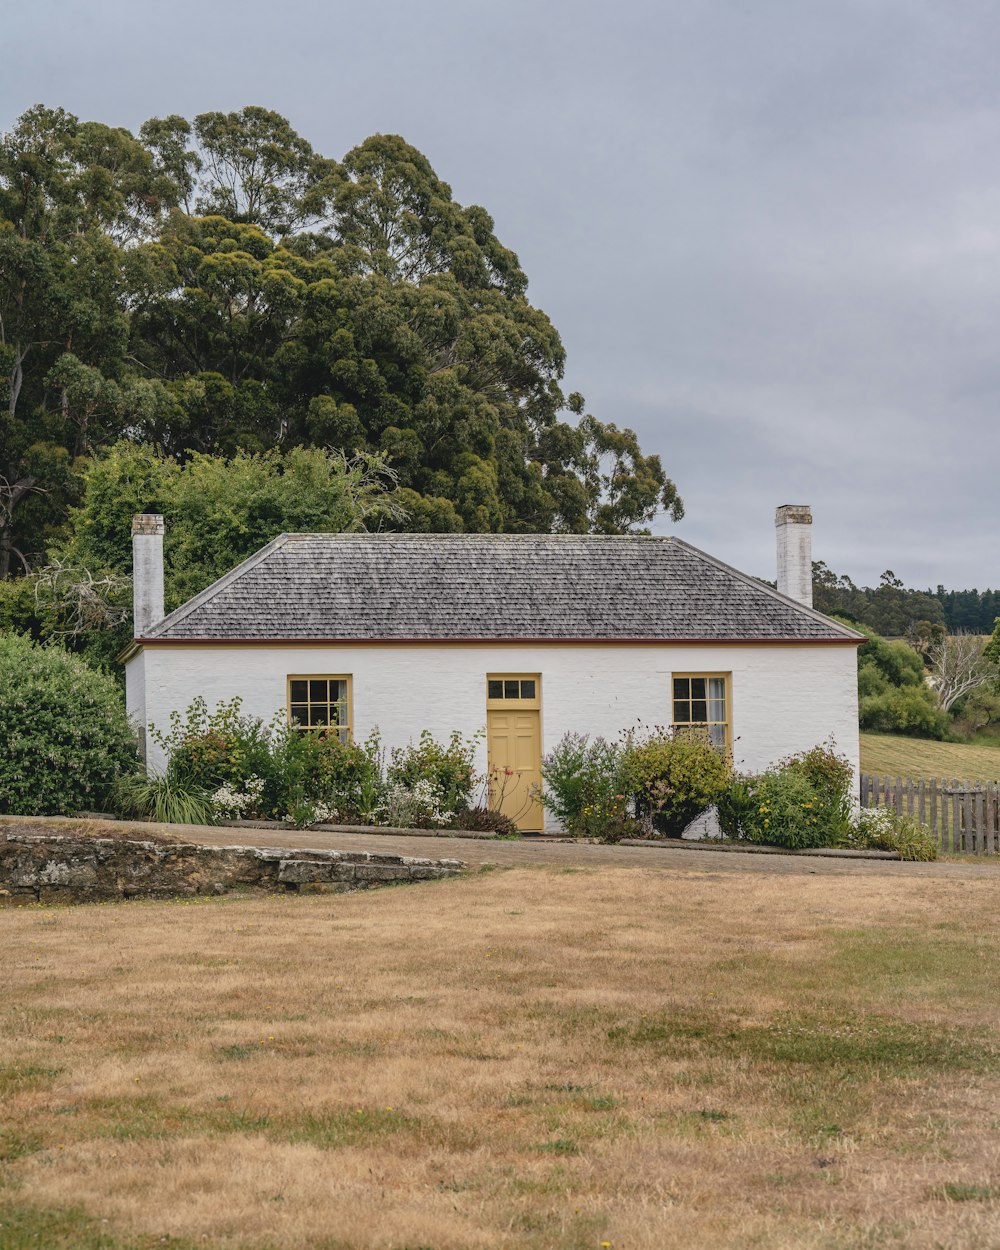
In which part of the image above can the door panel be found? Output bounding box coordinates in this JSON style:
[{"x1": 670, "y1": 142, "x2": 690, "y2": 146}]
[{"x1": 487, "y1": 709, "x2": 543, "y2": 831}]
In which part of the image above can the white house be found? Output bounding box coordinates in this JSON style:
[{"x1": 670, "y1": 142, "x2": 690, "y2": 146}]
[{"x1": 123, "y1": 506, "x2": 862, "y2": 832}]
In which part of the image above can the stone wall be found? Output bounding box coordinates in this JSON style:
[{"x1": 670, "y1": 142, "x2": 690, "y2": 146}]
[{"x1": 0, "y1": 833, "x2": 464, "y2": 906}]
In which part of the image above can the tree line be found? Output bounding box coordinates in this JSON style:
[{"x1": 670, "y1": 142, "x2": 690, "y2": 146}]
[
  {"x1": 0, "y1": 104, "x2": 683, "y2": 579},
  {"x1": 813, "y1": 563, "x2": 1000, "y2": 638}
]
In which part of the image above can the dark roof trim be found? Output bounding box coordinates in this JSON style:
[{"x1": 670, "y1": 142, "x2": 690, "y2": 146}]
[{"x1": 130, "y1": 635, "x2": 864, "y2": 649}]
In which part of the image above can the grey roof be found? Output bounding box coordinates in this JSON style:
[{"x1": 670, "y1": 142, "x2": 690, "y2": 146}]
[{"x1": 141, "y1": 533, "x2": 862, "y2": 643}]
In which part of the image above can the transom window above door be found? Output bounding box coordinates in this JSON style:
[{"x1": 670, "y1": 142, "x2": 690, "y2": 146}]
[
  {"x1": 487, "y1": 677, "x2": 537, "y2": 701},
  {"x1": 288, "y1": 676, "x2": 352, "y2": 742},
  {"x1": 672, "y1": 674, "x2": 730, "y2": 749}
]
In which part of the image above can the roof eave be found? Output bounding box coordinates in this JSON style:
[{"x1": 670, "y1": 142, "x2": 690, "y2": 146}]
[{"x1": 133, "y1": 634, "x2": 864, "y2": 646}]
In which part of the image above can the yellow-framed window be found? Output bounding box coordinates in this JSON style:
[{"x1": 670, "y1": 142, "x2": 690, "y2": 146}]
[
  {"x1": 672, "y1": 673, "x2": 731, "y2": 751},
  {"x1": 486, "y1": 673, "x2": 541, "y2": 708},
  {"x1": 287, "y1": 675, "x2": 352, "y2": 742}
]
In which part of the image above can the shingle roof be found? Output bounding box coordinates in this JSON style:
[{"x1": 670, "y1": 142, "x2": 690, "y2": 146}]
[{"x1": 141, "y1": 533, "x2": 861, "y2": 643}]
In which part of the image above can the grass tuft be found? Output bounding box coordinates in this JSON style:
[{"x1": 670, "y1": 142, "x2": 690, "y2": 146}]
[{"x1": 932, "y1": 1182, "x2": 1000, "y2": 1202}]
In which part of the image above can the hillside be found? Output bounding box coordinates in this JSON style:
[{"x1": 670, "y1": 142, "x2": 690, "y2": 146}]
[{"x1": 860, "y1": 732, "x2": 1000, "y2": 782}]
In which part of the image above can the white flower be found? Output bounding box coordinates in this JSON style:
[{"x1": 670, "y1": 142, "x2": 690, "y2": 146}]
[{"x1": 212, "y1": 774, "x2": 267, "y2": 819}]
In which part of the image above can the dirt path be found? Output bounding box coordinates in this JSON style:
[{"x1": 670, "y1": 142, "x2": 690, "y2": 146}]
[{"x1": 188, "y1": 824, "x2": 999, "y2": 879}]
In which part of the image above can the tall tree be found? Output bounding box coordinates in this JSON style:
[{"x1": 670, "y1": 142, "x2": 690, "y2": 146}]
[
  {"x1": 2, "y1": 105, "x2": 685, "y2": 579},
  {"x1": 0, "y1": 106, "x2": 175, "y2": 574}
]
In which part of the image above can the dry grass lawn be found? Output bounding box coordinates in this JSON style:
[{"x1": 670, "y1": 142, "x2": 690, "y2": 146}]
[
  {"x1": 861, "y1": 732, "x2": 1000, "y2": 783},
  {"x1": 3, "y1": 864, "x2": 1000, "y2": 1249}
]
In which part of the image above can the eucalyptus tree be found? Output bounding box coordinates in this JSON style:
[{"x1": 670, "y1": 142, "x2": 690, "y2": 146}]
[
  {"x1": 0, "y1": 105, "x2": 175, "y2": 574},
  {"x1": 1, "y1": 103, "x2": 684, "y2": 584}
]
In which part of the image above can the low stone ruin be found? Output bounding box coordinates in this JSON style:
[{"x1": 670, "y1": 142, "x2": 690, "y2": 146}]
[{"x1": 0, "y1": 832, "x2": 464, "y2": 906}]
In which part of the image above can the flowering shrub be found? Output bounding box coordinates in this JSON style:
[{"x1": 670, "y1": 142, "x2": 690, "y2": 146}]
[
  {"x1": 387, "y1": 730, "x2": 480, "y2": 825},
  {"x1": 284, "y1": 798, "x2": 339, "y2": 829},
  {"x1": 783, "y1": 744, "x2": 853, "y2": 836},
  {"x1": 273, "y1": 725, "x2": 385, "y2": 823},
  {"x1": 146, "y1": 703, "x2": 487, "y2": 828},
  {"x1": 845, "y1": 807, "x2": 938, "y2": 860},
  {"x1": 723, "y1": 745, "x2": 854, "y2": 849},
  {"x1": 738, "y1": 768, "x2": 830, "y2": 849},
  {"x1": 212, "y1": 776, "x2": 266, "y2": 820},
  {"x1": 153, "y1": 697, "x2": 279, "y2": 799},
  {"x1": 383, "y1": 778, "x2": 455, "y2": 828}
]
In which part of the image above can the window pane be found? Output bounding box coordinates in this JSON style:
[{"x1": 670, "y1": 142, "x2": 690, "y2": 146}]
[
  {"x1": 673, "y1": 700, "x2": 691, "y2": 723},
  {"x1": 690, "y1": 677, "x2": 707, "y2": 700},
  {"x1": 330, "y1": 703, "x2": 345, "y2": 726},
  {"x1": 310, "y1": 706, "x2": 329, "y2": 726},
  {"x1": 709, "y1": 724, "x2": 727, "y2": 748},
  {"x1": 520, "y1": 679, "x2": 536, "y2": 699},
  {"x1": 709, "y1": 679, "x2": 725, "y2": 717},
  {"x1": 488, "y1": 680, "x2": 503, "y2": 699},
  {"x1": 691, "y1": 699, "x2": 708, "y2": 722},
  {"x1": 673, "y1": 677, "x2": 689, "y2": 699},
  {"x1": 290, "y1": 703, "x2": 309, "y2": 724},
  {"x1": 504, "y1": 680, "x2": 519, "y2": 699},
  {"x1": 309, "y1": 679, "x2": 328, "y2": 702},
  {"x1": 290, "y1": 680, "x2": 308, "y2": 702}
]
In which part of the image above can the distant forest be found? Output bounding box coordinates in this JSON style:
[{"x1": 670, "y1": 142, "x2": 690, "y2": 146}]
[{"x1": 812, "y1": 563, "x2": 1000, "y2": 637}]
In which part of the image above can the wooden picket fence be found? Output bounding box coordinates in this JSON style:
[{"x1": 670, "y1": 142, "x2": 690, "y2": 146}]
[{"x1": 860, "y1": 774, "x2": 1000, "y2": 854}]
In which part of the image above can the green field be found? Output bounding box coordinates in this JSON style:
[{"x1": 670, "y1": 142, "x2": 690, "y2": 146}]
[{"x1": 861, "y1": 732, "x2": 1000, "y2": 782}]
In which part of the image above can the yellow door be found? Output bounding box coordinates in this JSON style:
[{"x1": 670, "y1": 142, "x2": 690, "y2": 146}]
[{"x1": 486, "y1": 674, "x2": 543, "y2": 832}]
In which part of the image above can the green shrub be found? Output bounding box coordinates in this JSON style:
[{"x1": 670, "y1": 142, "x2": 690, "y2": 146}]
[
  {"x1": 845, "y1": 807, "x2": 938, "y2": 860},
  {"x1": 153, "y1": 697, "x2": 279, "y2": 801},
  {"x1": 724, "y1": 744, "x2": 854, "y2": 848},
  {"x1": 0, "y1": 634, "x2": 138, "y2": 816},
  {"x1": 716, "y1": 773, "x2": 757, "y2": 840},
  {"x1": 852, "y1": 624, "x2": 950, "y2": 739},
  {"x1": 859, "y1": 685, "x2": 949, "y2": 739},
  {"x1": 620, "y1": 731, "x2": 731, "y2": 837},
  {"x1": 540, "y1": 733, "x2": 628, "y2": 839},
  {"x1": 783, "y1": 744, "x2": 853, "y2": 839},
  {"x1": 387, "y1": 729, "x2": 480, "y2": 816},
  {"x1": 738, "y1": 768, "x2": 832, "y2": 849},
  {"x1": 272, "y1": 725, "x2": 385, "y2": 822},
  {"x1": 857, "y1": 631, "x2": 926, "y2": 688}
]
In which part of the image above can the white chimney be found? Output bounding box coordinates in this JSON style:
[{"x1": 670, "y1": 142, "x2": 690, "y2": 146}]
[
  {"x1": 775, "y1": 504, "x2": 813, "y2": 608},
  {"x1": 132, "y1": 514, "x2": 165, "y2": 637}
]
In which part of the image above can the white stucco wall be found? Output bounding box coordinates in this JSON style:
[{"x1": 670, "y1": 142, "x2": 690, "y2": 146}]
[
  {"x1": 127, "y1": 642, "x2": 860, "y2": 822},
  {"x1": 124, "y1": 649, "x2": 147, "y2": 760}
]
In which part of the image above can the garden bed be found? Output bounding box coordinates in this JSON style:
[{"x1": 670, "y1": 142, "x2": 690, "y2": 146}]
[{"x1": 229, "y1": 820, "x2": 902, "y2": 859}]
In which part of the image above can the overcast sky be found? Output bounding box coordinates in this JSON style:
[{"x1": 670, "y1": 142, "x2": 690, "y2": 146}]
[{"x1": 5, "y1": 0, "x2": 999, "y2": 588}]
